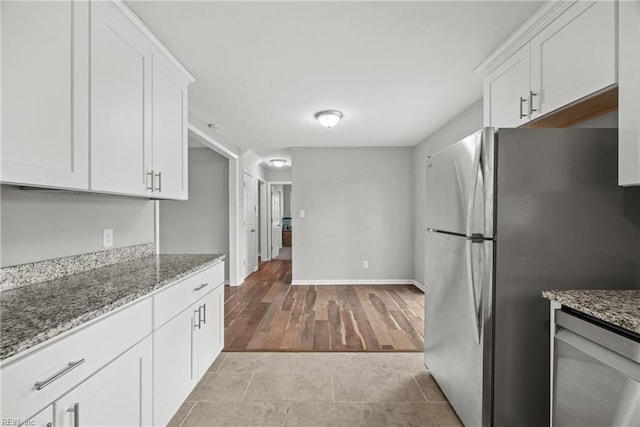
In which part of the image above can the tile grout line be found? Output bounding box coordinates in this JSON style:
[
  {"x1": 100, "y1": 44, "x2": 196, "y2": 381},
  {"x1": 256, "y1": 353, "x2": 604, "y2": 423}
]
[
  {"x1": 240, "y1": 372, "x2": 255, "y2": 402},
  {"x1": 411, "y1": 373, "x2": 429, "y2": 403},
  {"x1": 177, "y1": 401, "x2": 197, "y2": 427}
]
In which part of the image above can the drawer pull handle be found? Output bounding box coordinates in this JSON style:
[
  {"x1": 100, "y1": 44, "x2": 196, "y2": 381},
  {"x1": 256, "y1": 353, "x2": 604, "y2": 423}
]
[
  {"x1": 34, "y1": 359, "x2": 85, "y2": 390},
  {"x1": 193, "y1": 283, "x2": 209, "y2": 292}
]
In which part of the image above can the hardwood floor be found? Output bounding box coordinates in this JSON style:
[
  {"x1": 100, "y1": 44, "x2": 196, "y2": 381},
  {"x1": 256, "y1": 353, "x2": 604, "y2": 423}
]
[{"x1": 224, "y1": 260, "x2": 425, "y2": 352}]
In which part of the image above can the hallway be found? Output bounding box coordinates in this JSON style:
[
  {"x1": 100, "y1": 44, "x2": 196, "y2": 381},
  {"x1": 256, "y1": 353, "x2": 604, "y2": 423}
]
[{"x1": 224, "y1": 260, "x2": 425, "y2": 351}]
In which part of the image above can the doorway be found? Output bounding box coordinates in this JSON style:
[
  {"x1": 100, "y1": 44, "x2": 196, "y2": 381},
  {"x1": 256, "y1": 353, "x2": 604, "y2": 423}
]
[{"x1": 267, "y1": 181, "x2": 292, "y2": 261}]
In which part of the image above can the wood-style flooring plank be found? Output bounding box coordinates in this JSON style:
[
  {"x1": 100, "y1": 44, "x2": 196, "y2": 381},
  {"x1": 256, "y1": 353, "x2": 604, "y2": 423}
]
[{"x1": 224, "y1": 260, "x2": 424, "y2": 352}]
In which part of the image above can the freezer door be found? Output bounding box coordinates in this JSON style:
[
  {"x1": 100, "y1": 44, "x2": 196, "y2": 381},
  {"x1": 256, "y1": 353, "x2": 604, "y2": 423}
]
[
  {"x1": 424, "y1": 231, "x2": 493, "y2": 426},
  {"x1": 425, "y1": 130, "x2": 489, "y2": 237}
]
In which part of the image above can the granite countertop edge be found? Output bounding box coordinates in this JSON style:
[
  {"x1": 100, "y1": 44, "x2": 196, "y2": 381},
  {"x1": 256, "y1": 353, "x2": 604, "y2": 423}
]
[
  {"x1": 1, "y1": 254, "x2": 225, "y2": 362},
  {"x1": 543, "y1": 289, "x2": 640, "y2": 335}
]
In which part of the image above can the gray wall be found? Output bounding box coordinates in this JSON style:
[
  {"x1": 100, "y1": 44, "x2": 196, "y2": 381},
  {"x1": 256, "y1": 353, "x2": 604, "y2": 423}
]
[
  {"x1": 283, "y1": 184, "x2": 291, "y2": 218},
  {"x1": 413, "y1": 99, "x2": 483, "y2": 286},
  {"x1": 0, "y1": 185, "x2": 154, "y2": 267},
  {"x1": 159, "y1": 147, "x2": 230, "y2": 280},
  {"x1": 266, "y1": 167, "x2": 292, "y2": 182},
  {"x1": 291, "y1": 147, "x2": 413, "y2": 282}
]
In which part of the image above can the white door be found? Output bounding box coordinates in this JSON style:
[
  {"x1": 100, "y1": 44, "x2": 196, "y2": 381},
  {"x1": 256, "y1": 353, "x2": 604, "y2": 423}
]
[
  {"x1": 1, "y1": 0, "x2": 89, "y2": 190},
  {"x1": 55, "y1": 337, "x2": 152, "y2": 427},
  {"x1": 90, "y1": 0, "x2": 152, "y2": 196},
  {"x1": 151, "y1": 54, "x2": 189, "y2": 200},
  {"x1": 484, "y1": 45, "x2": 530, "y2": 128},
  {"x1": 243, "y1": 172, "x2": 256, "y2": 277}
]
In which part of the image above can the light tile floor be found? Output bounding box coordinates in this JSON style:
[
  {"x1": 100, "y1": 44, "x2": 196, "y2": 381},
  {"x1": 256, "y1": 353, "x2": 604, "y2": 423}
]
[{"x1": 169, "y1": 352, "x2": 462, "y2": 427}]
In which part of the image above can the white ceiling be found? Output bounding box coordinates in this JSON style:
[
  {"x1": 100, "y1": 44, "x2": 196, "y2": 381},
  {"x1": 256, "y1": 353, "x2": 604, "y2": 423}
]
[{"x1": 127, "y1": 1, "x2": 542, "y2": 161}]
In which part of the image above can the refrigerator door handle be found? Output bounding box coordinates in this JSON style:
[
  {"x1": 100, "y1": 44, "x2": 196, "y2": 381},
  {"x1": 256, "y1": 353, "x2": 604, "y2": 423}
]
[
  {"x1": 465, "y1": 239, "x2": 482, "y2": 344},
  {"x1": 465, "y1": 135, "x2": 482, "y2": 237}
]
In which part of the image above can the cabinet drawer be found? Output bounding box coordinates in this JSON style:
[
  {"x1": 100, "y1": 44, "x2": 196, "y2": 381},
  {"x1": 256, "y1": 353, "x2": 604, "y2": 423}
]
[
  {"x1": 154, "y1": 262, "x2": 224, "y2": 329},
  {"x1": 0, "y1": 298, "x2": 152, "y2": 420}
]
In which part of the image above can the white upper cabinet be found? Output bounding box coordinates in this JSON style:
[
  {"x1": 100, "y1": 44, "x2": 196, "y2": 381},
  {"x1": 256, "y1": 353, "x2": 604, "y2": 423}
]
[
  {"x1": 90, "y1": 1, "x2": 193, "y2": 199},
  {"x1": 1, "y1": 0, "x2": 89, "y2": 190},
  {"x1": 1, "y1": 0, "x2": 194, "y2": 199},
  {"x1": 529, "y1": 1, "x2": 616, "y2": 119},
  {"x1": 151, "y1": 54, "x2": 190, "y2": 200},
  {"x1": 484, "y1": 46, "x2": 530, "y2": 129},
  {"x1": 90, "y1": 0, "x2": 153, "y2": 197},
  {"x1": 480, "y1": 1, "x2": 617, "y2": 128},
  {"x1": 618, "y1": 0, "x2": 640, "y2": 186}
]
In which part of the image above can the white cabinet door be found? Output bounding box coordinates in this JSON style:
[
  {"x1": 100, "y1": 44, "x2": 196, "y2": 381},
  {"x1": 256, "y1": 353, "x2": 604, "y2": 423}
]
[
  {"x1": 28, "y1": 405, "x2": 54, "y2": 427},
  {"x1": 55, "y1": 337, "x2": 153, "y2": 427},
  {"x1": 1, "y1": 0, "x2": 89, "y2": 190},
  {"x1": 619, "y1": 0, "x2": 640, "y2": 186},
  {"x1": 153, "y1": 307, "x2": 197, "y2": 427},
  {"x1": 151, "y1": 54, "x2": 189, "y2": 200},
  {"x1": 194, "y1": 285, "x2": 224, "y2": 376},
  {"x1": 483, "y1": 46, "x2": 530, "y2": 128},
  {"x1": 530, "y1": 1, "x2": 616, "y2": 119},
  {"x1": 90, "y1": 0, "x2": 152, "y2": 197}
]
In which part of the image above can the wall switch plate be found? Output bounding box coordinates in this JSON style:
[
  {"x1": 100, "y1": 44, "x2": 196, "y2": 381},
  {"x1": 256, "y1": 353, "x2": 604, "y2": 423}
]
[
  {"x1": 103, "y1": 229, "x2": 114, "y2": 248},
  {"x1": 363, "y1": 260, "x2": 369, "y2": 269},
  {"x1": 299, "y1": 210, "x2": 305, "y2": 218}
]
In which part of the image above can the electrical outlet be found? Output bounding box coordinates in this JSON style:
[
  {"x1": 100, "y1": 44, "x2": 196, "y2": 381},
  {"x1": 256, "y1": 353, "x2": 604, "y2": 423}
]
[
  {"x1": 103, "y1": 229, "x2": 114, "y2": 248},
  {"x1": 363, "y1": 260, "x2": 369, "y2": 269},
  {"x1": 299, "y1": 210, "x2": 305, "y2": 218}
]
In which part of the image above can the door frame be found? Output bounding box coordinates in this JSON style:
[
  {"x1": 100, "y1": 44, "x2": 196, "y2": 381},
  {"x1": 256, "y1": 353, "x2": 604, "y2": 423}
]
[
  {"x1": 242, "y1": 170, "x2": 257, "y2": 277},
  {"x1": 258, "y1": 178, "x2": 267, "y2": 265},
  {"x1": 266, "y1": 181, "x2": 292, "y2": 261}
]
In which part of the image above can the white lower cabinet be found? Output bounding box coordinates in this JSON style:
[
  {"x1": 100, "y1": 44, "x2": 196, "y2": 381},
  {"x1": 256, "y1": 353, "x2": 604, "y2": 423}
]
[
  {"x1": 27, "y1": 406, "x2": 54, "y2": 427},
  {"x1": 55, "y1": 336, "x2": 153, "y2": 427},
  {"x1": 0, "y1": 262, "x2": 224, "y2": 427},
  {"x1": 153, "y1": 266, "x2": 225, "y2": 426},
  {"x1": 153, "y1": 308, "x2": 197, "y2": 426}
]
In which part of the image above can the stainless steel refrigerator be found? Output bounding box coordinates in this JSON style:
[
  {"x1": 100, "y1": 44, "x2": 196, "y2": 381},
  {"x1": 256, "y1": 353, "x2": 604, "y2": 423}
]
[{"x1": 423, "y1": 128, "x2": 640, "y2": 427}]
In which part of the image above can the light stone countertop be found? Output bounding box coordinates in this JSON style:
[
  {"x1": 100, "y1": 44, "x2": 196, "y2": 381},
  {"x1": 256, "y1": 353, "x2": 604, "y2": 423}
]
[
  {"x1": 542, "y1": 289, "x2": 640, "y2": 334},
  {"x1": 0, "y1": 254, "x2": 224, "y2": 361}
]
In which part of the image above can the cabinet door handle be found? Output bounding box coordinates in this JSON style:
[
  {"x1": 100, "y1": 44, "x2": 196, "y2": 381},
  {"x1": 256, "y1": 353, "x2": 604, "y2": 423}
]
[
  {"x1": 519, "y1": 96, "x2": 528, "y2": 119},
  {"x1": 200, "y1": 303, "x2": 206, "y2": 325},
  {"x1": 155, "y1": 172, "x2": 162, "y2": 192},
  {"x1": 194, "y1": 309, "x2": 201, "y2": 329},
  {"x1": 193, "y1": 283, "x2": 209, "y2": 292},
  {"x1": 146, "y1": 170, "x2": 154, "y2": 190},
  {"x1": 67, "y1": 402, "x2": 80, "y2": 427},
  {"x1": 34, "y1": 359, "x2": 85, "y2": 390},
  {"x1": 529, "y1": 91, "x2": 538, "y2": 115}
]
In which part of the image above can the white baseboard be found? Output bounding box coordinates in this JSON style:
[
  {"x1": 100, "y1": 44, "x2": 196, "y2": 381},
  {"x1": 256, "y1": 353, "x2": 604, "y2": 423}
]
[
  {"x1": 291, "y1": 279, "x2": 415, "y2": 286},
  {"x1": 411, "y1": 280, "x2": 426, "y2": 293}
]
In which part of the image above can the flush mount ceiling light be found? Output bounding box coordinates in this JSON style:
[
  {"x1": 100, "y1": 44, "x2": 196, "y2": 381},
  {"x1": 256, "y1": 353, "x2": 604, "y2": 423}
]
[
  {"x1": 270, "y1": 159, "x2": 287, "y2": 168},
  {"x1": 314, "y1": 110, "x2": 343, "y2": 128}
]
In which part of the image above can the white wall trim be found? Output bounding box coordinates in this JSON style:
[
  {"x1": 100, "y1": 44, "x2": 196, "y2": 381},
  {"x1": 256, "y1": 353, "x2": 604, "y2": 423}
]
[
  {"x1": 474, "y1": 0, "x2": 575, "y2": 75},
  {"x1": 291, "y1": 279, "x2": 415, "y2": 286},
  {"x1": 188, "y1": 124, "x2": 239, "y2": 159},
  {"x1": 411, "y1": 280, "x2": 426, "y2": 293}
]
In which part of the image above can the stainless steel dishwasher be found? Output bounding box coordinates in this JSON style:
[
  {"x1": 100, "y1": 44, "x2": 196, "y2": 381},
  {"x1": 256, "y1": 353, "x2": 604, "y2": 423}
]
[{"x1": 553, "y1": 309, "x2": 640, "y2": 427}]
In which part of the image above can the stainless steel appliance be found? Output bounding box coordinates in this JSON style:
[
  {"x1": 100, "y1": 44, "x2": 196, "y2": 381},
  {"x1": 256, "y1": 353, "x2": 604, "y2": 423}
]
[
  {"x1": 553, "y1": 309, "x2": 639, "y2": 426},
  {"x1": 423, "y1": 128, "x2": 640, "y2": 426}
]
